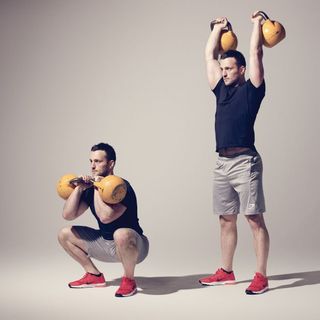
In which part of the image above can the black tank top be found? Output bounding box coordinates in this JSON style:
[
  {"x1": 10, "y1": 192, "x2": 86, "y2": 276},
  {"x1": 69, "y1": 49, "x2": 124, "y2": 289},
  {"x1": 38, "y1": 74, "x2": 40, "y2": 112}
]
[{"x1": 81, "y1": 179, "x2": 144, "y2": 240}]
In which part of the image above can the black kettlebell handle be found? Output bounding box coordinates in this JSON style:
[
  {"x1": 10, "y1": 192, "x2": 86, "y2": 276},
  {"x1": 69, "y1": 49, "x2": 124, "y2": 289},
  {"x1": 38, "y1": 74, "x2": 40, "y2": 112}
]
[
  {"x1": 210, "y1": 20, "x2": 233, "y2": 32},
  {"x1": 69, "y1": 177, "x2": 94, "y2": 186},
  {"x1": 255, "y1": 11, "x2": 270, "y2": 21}
]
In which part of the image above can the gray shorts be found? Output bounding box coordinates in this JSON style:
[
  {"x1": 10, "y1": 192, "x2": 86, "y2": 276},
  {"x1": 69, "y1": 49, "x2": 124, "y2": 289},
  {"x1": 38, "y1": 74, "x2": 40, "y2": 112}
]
[
  {"x1": 73, "y1": 226, "x2": 149, "y2": 263},
  {"x1": 213, "y1": 151, "x2": 266, "y2": 215}
]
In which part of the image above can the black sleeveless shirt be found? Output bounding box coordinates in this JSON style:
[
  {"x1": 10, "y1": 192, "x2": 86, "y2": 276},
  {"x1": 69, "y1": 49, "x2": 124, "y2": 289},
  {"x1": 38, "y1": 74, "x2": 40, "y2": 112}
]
[{"x1": 81, "y1": 179, "x2": 144, "y2": 240}]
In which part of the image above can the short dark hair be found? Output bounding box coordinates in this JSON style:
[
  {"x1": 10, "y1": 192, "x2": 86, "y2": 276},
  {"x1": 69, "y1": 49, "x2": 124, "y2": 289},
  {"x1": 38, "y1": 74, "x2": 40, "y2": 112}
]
[
  {"x1": 91, "y1": 142, "x2": 116, "y2": 162},
  {"x1": 220, "y1": 50, "x2": 246, "y2": 68}
]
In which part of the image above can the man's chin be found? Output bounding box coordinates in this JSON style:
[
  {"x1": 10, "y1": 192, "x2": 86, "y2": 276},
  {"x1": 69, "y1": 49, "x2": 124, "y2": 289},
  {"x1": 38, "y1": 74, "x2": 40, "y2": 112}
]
[
  {"x1": 92, "y1": 172, "x2": 108, "y2": 177},
  {"x1": 224, "y1": 79, "x2": 233, "y2": 86},
  {"x1": 225, "y1": 81, "x2": 239, "y2": 88}
]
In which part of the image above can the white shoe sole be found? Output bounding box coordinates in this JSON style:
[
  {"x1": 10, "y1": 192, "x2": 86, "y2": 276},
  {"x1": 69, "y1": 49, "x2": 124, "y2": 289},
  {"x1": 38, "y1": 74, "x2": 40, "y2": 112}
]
[
  {"x1": 69, "y1": 283, "x2": 107, "y2": 288},
  {"x1": 115, "y1": 288, "x2": 137, "y2": 297},
  {"x1": 246, "y1": 286, "x2": 269, "y2": 295},
  {"x1": 200, "y1": 280, "x2": 236, "y2": 286}
]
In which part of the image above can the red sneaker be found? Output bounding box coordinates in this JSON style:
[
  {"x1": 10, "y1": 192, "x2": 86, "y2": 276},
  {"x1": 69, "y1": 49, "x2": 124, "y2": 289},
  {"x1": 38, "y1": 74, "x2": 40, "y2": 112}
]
[
  {"x1": 245, "y1": 272, "x2": 269, "y2": 295},
  {"x1": 115, "y1": 277, "x2": 137, "y2": 297},
  {"x1": 68, "y1": 273, "x2": 106, "y2": 288},
  {"x1": 199, "y1": 268, "x2": 236, "y2": 286}
]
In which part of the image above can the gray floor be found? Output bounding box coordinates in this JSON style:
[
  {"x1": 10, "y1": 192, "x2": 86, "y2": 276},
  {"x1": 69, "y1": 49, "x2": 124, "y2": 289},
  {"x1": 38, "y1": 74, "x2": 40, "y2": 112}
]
[{"x1": 2, "y1": 255, "x2": 319, "y2": 320}]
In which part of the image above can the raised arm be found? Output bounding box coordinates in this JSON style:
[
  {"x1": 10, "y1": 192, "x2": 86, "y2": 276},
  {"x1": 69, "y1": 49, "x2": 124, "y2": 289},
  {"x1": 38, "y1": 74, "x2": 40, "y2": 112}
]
[
  {"x1": 205, "y1": 17, "x2": 227, "y2": 90},
  {"x1": 249, "y1": 11, "x2": 264, "y2": 87}
]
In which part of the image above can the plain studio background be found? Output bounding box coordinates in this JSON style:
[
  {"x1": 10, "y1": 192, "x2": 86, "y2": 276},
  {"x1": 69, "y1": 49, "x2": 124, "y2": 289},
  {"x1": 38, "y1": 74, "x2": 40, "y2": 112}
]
[{"x1": 0, "y1": 0, "x2": 319, "y2": 319}]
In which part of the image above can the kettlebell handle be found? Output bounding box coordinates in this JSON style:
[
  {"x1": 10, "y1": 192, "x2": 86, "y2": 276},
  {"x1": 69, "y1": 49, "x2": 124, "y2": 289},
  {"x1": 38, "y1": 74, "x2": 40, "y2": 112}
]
[
  {"x1": 69, "y1": 176, "x2": 95, "y2": 186},
  {"x1": 69, "y1": 176, "x2": 105, "y2": 190},
  {"x1": 254, "y1": 11, "x2": 270, "y2": 21},
  {"x1": 210, "y1": 20, "x2": 233, "y2": 32}
]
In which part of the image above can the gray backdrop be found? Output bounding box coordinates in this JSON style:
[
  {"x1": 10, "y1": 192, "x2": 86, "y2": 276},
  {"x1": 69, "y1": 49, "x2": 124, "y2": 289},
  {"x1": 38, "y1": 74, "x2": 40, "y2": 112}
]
[{"x1": 0, "y1": 0, "x2": 319, "y2": 319}]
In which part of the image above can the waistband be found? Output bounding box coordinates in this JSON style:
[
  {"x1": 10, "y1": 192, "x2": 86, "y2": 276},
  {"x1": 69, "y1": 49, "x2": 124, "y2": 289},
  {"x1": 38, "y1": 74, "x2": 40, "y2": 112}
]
[{"x1": 218, "y1": 149, "x2": 258, "y2": 158}]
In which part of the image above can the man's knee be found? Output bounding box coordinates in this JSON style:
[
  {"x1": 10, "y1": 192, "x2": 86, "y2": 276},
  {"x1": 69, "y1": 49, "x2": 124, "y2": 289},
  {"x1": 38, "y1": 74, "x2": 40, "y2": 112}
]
[
  {"x1": 219, "y1": 214, "x2": 237, "y2": 229},
  {"x1": 113, "y1": 228, "x2": 137, "y2": 248},
  {"x1": 246, "y1": 214, "x2": 266, "y2": 230},
  {"x1": 58, "y1": 226, "x2": 71, "y2": 243},
  {"x1": 58, "y1": 226, "x2": 79, "y2": 244}
]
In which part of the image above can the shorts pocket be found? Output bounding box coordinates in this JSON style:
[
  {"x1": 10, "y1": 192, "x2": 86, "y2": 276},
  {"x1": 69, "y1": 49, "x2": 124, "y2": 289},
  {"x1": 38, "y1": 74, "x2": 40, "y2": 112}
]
[
  {"x1": 250, "y1": 154, "x2": 263, "y2": 176},
  {"x1": 216, "y1": 159, "x2": 223, "y2": 169}
]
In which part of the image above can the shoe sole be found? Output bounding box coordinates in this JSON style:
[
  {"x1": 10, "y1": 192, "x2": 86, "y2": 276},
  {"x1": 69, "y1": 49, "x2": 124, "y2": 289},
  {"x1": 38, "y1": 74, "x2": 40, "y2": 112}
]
[
  {"x1": 245, "y1": 286, "x2": 269, "y2": 295},
  {"x1": 69, "y1": 283, "x2": 107, "y2": 289},
  {"x1": 199, "y1": 280, "x2": 236, "y2": 286},
  {"x1": 115, "y1": 288, "x2": 137, "y2": 297}
]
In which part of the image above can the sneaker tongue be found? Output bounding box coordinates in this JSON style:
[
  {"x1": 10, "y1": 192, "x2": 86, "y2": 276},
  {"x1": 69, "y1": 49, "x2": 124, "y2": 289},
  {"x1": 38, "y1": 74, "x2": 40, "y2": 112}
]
[
  {"x1": 256, "y1": 272, "x2": 265, "y2": 278},
  {"x1": 124, "y1": 276, "x2": 134, "y2": 282}
]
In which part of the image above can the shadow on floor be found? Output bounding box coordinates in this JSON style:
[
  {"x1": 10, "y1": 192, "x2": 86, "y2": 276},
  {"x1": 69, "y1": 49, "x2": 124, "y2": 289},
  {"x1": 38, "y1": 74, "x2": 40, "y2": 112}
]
[
  {"x1": 268, "y1": 270, "x2": 320, "y2": 291},
  {"x1": 237, "y1": 270, "x2": 320, "y2": 292},
  {"x1": 108, "y1": 270, "x2": 320, "y2": 295},
  {"x1": 108, "y1": 274, "x2": 208, "y2": 295}
]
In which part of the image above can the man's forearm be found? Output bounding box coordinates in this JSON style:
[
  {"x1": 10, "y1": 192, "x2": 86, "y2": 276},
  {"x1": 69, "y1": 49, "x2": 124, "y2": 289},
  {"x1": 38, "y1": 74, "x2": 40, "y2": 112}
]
[
  {"x1": 62, "y1": 186, "x2": 84, "y2": 220},
  {"x1": 250, "y1": 21, "x2": 263, "y2": 56},
  {"x1": 205, "y1": 26, "x2": 222, "y2": 61}
]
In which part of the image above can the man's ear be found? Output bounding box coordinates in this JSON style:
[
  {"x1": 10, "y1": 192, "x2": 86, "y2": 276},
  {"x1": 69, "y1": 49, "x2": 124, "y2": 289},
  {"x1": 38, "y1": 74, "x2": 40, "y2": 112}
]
[
  {"x1": 108, "y1": 160, "x2": 115, "y2": 171},
  {"x1": 239, "y1": 66, "x2": 246, "y2": 76}
]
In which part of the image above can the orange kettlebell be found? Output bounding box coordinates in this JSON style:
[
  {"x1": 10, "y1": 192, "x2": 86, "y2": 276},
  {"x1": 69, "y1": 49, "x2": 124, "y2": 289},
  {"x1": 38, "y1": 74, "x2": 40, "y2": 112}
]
[
  {"x1": 256, "y1": 11, "x2": 286, "y2": 48},
  {"x1": 210, "y1": 20, "x2": 238, "y2": 53},
  {"x1": 56, "y1": 174, "x2": 127, "y2": 204},
  {"x1": 94, "y1": 175, "x2": 127, "y2": 204},
  {"x1": 56, "y1": 173, "x2": 78, "y2": 200}
]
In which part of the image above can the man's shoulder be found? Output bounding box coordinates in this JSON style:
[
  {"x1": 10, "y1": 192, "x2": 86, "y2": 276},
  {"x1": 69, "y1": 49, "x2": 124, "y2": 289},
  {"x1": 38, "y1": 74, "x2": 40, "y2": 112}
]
[
  {"x1": 246, "y1": 78, "x2": 266, "y2": 89},
  {"x1": 212, "y1": 77, "x2": 224, "y2": 94},
  {"x1": 122, "y1": 178, "x2": 132, "y2": 189},
  {"x1": 121, "y1": 179, "x2": 136, "y2": 197}
]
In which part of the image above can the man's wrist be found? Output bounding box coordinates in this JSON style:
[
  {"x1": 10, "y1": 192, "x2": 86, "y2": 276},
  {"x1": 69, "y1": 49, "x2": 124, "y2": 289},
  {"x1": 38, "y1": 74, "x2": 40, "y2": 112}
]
[
  {"x1": 75, "y1": 185, "x2": 88, "y2": 193},
  {"x1": 252, "y1": 18, "x2": 263, "y2": 25}
]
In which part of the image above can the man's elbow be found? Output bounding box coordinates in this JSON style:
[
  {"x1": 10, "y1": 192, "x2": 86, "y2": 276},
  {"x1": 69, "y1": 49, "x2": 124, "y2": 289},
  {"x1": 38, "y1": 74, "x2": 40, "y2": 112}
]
[
  {"x1": 62, "y1": 210, "x2": 76, "y2": 221},
  {"x1": 99, "y1": 208, "x2": 123, "y2": 224},
  {"x1": 99, "y1": 214, "x2": 112, "y2": 224},
  {"x1": 205, "y1": 49, "x2": 219, "y2": 62},
  {"x1": 250, "y1": 47, "x2": 263, "y2": 59}
]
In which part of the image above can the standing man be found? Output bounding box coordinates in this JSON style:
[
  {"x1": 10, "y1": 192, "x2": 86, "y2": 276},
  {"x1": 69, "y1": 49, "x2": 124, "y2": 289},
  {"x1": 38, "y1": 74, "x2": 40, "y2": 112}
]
[
  {"x1": 58, "y1": 142, "x2": 149, "y2": 297},
  {"x1": 199, "y1": 13, "x2": 270, "y2": 294}
]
